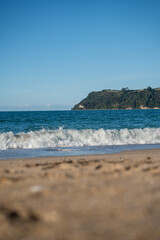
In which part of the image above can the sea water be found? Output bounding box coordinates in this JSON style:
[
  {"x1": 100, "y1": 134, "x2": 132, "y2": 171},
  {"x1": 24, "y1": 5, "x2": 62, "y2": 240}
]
[{"x1": 0, "y1": 109, "x2": 160, "y2": 159}]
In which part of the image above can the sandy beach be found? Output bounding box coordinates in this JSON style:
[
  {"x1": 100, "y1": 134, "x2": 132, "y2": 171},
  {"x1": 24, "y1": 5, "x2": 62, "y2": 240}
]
[{"x1": 0, "y1": 149, "x2": 160, "y2": 240}]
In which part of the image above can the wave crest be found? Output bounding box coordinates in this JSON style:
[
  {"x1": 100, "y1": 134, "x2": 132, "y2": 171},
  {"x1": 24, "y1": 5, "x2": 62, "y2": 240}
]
[{"x1": 0, "y1": 127, "x2": 160, "y2": 150}]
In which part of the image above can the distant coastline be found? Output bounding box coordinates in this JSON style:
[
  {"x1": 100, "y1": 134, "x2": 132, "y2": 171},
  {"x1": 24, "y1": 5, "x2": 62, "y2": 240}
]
[
  {"x1": 72, "y1": 87, "x2": 160, "y2": 110},
  {"x1": 72, "y1": 107, "x2": 160, "y2": 111}
]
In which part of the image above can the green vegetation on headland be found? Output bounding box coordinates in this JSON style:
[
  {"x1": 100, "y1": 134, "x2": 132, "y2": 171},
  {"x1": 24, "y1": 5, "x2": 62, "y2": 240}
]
[{"x1": 72, "y1": 87, "x2": 160, "y2": 110}]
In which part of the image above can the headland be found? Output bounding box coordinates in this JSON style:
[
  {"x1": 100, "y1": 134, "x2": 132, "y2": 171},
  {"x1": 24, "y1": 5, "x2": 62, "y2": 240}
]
[{"x1": 72, "y1": 87, "x2": 160, "y2": 110}]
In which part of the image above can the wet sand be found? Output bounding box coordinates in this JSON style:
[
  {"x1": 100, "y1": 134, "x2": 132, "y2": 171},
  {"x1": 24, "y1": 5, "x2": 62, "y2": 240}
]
[{"x1": 0, "y1": 149, "x2": 160, "y2": 240}]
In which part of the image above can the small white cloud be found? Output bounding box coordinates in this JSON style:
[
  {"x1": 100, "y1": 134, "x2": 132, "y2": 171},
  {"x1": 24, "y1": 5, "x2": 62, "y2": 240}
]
[
  {"x1": 46, "y1": 104, "x2": 51, "y2": 108},
  {"x1": 23, "y1": 104, "x2": 30, "y2": 108}
]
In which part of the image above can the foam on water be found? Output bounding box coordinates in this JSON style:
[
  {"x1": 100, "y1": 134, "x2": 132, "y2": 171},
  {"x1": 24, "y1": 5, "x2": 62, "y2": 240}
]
[{"x1": 0, "y1": 127, "x2": 160, "y2": 150}]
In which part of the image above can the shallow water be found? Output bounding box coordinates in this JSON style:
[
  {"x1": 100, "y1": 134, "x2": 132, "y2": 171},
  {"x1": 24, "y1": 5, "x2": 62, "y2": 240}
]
[{"x1": 1, "y1": 144, "x2": 160, "y2": 160}]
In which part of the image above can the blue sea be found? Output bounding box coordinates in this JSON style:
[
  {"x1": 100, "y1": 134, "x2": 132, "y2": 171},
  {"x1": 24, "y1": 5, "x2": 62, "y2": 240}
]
[{"x1": 0, "y1": 109, "x2": 160, "y2": 159}]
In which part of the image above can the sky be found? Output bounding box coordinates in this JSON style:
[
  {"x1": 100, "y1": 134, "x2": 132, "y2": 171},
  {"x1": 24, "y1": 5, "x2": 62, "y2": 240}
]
[{"x1": 0, "y1": 0, "x2": 160, "y2": 110}]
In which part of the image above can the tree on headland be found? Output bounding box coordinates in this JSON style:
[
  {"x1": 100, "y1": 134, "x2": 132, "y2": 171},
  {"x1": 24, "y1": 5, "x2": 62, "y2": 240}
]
[{"x1": 121, "y1": 87, "x2": 130, "y2": 92}]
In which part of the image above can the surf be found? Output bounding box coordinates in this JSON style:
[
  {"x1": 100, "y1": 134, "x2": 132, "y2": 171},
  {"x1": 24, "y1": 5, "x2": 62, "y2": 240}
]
[{"x1": 0, "y1": 127, "x2": 160, "y2": 150}]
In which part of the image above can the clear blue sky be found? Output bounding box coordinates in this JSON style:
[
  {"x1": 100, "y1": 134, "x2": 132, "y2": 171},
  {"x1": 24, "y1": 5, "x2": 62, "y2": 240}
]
[{"x1": 0, "y1": 0, "x2": 160, "y2": 110}]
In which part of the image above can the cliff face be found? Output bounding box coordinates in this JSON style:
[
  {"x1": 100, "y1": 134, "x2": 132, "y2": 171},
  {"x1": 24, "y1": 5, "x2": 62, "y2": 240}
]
[{"x1": 72, "y1": 87, "x2": 160, "y2": 110}]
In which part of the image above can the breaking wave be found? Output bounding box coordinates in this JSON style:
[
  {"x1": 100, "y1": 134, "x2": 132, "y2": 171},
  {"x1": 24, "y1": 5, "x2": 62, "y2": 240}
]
[{"x1": 0, "y1": 127, "x2": 160, "y2": 150}]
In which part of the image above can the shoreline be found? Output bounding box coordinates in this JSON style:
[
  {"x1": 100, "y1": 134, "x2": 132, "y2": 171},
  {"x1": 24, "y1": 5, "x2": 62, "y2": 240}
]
[
  {"x1": 1, "y1": 148, "x2": 160, "y2": 240},
  {"x1": 72, "y1": 107, "x2": 160, "y2": 110},
  {"x1": 1, "y1": 147, "x2": 160, "y2": 162},
  {"x1": 1, "y1": 143, "x2": 160, "y2": 160}
]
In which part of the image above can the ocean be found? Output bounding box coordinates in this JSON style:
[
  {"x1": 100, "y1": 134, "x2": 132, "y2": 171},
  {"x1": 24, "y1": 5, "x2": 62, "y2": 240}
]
[{"x1": 0, "y1": 109, "x2": 160, "y2": 159}]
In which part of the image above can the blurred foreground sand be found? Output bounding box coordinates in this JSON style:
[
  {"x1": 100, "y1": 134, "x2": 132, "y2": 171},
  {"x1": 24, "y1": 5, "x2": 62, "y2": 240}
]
[{"x1": 0, "y1": 149, "x2": 160, "y2": 240}]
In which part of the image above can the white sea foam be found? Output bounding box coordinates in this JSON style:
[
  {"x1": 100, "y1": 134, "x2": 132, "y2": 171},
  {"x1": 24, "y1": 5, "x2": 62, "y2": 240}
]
[{"x1": 0, "y1": 127, "x2": 160, "y2": 150}]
